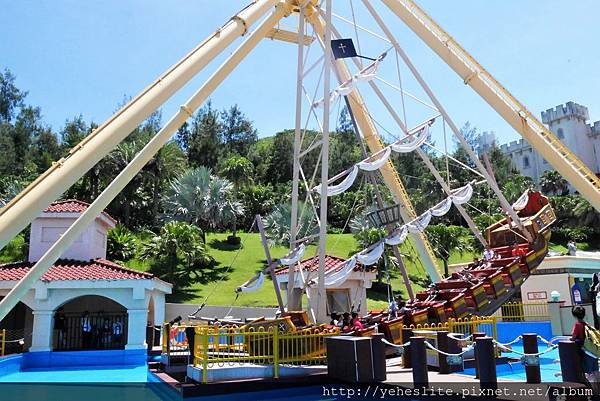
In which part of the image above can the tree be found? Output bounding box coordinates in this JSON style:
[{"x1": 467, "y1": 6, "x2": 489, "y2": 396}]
[
  {"x1": 146, "y1": 140, "x2": 186, "y2": 227},
  {"x1": 0, "y1": 68, "x2": 27, "y2": 123},
  {"x1": 177, "y1": 101, "x2": 222, "y2": 169},
  {"x1": 107, "y1": 224, "x2": 137, "y2": 262},
  {"x1": 220, "y1": 156, "x2": 254, "y2": 240},
  {"x1": 573, "y1": 197, "x2": 600, "y2": 227},
  {"x1": 262, "y1": 201, "x2": 317, "y2": 246},
  {"x1": 220, "y1": 104, "x2": 258, "y2": 157},
  {"x1": 540, "y1": 170, "x2": 569, "y2": 196},
  {"x1": 266, "y1": 130, "x2": 293, "y2": 184},
  {"x1": 163, "y1": 167, "x2": 244, "y2": 240},
  {"x1": 426, "y1": 224, "x2": 474, "y2": 277},
  {"x1": 61, "y1": 115, "x2": 88, "y2": 150},
  {"x1": 139, "y1": 221, "x2": 215, "y2": 287},
  {"x1": 238, "y1": 183, "x2": 277, "y2": 229}
]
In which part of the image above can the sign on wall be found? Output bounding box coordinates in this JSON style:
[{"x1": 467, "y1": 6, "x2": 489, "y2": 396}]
[{"x1": 527, "y1": 291, "x2": 547, "y2": 301}]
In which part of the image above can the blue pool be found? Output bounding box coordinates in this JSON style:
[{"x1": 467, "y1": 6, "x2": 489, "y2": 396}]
[{"x1": 463, "y1": 342, "x2": 561, "y2": 382}]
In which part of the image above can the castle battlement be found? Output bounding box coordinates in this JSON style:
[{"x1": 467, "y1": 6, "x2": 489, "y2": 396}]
[
  {"x1": 590, "y1": 120, "x2": 600, "y2": 136},
  {"x1": 500, "y1": 138, "x2": 531, "y2": 153},
  {"x1": 541, "y1": 101, "x2": 589, "y2": 124}
]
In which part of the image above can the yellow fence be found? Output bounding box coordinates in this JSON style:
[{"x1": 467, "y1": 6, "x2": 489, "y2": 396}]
[
  {"x1": 492, "y1": 302, "x2": 550, "y2": 322},
  {"x1": 399, "y1": 316, "x2": 497, "y2": 343},
  {"x1": 162, "y1": 323, "x2": 192, "y2": 356},
  {"x1": 192, "y1": 325, "x2": 339, "y2": 383},
  {"x1": 0, "y1": 329, "x2": 5, "y2": 357}
]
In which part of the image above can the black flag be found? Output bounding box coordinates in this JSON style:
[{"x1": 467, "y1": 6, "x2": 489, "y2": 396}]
[{"x1": 331, "y1": 38, "x2": 357, "y2": 59}]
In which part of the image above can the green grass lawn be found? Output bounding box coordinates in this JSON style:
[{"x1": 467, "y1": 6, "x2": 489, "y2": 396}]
[{"x1": 124, "y1": 232, "x2": 477, "y2": 310}]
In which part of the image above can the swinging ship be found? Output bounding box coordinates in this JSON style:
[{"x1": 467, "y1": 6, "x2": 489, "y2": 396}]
[{"x1": 375, "y1": 190, "x2": 556, "y2": 343}]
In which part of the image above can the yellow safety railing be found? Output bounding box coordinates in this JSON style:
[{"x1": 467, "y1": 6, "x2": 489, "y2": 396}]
[
  {"x1": 399, "y1": 316, "x2": 497, "y2": 343},
  {"x1": 193, "y1": 325, "x2": 339, "y2": 383},
  {"x1": 493, "y1": 301, "x2": 550, "y2": 322},
  {"x1": 1, "y1": 329, "x2": 5, "y2": 357},
  {"x1": 162, "y1": 323, "x2": 194, "y2": 357}
]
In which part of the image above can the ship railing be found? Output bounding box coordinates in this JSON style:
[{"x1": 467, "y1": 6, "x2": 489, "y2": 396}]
[
  {"x1": 490, "y1": 301, "x2": 550, "y2": 322},
  {"x1": 192, "y1": 325, "x2": 339, "y2": 383},
  {"x1": 398, "y1": 316, "x2": 497, "y2": 343}
]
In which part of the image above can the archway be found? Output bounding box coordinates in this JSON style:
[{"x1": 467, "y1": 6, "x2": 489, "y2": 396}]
[
  {"x1": 0, "y1": 299, "x2": 33, "y2": 354},
  {"x1": 54, "y1": 295, "x2": 127, "y2": 351}
]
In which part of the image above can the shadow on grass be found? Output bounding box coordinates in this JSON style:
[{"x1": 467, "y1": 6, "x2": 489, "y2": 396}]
[
  {"x1": 208, "y1": 238, "x2": 243, "y2": 252},
  {"x1": 166, "y1": 288, "x2": 202, "y2": 303}
]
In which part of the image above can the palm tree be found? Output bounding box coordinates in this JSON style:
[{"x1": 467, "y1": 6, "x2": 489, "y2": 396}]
[
  {"x1": 540, "y1": 170, "x2": 569, "y2": 196},
  {"x1": 502, "y1": 175, "x2": 534, "y2": 203},
  {"x1": 163, "y1": 167, "x2": 244, "y2": 241},
  {"x1": 146, "y1": 140, "x2": 186, "y2": 226},
  {"x1": 573, "y1": 197, "x2": 600, "y2": 226},
  {"x1": 139, "y1": 221, "x2": 214, "y2": 287},
  {"x1": 103, "y1": 140, "x2": 146, "y2": 226},
  {"x1": 220, "y1": 156, "x2": 253, "y2": 241},
  {"x1": 263, "y1": 202, "x2": 318, "y2": 246},
  {"x1": 426, "y1": 224, "x2": 474, "y2": 277}
]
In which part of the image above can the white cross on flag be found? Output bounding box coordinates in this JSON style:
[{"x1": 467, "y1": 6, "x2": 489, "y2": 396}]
[{"x1": 331, "y1": 38, "x2": 357, "y2": 59}]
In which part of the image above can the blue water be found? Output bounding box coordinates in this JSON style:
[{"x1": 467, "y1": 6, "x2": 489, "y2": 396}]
[
  {"x1": 0, "y1": 364, "x2": 149, "y2": 383},
  {"x1": 463, "y1": 342, "x2": 561, "y2": 382}
]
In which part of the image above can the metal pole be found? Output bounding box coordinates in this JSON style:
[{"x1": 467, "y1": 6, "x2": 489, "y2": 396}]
[
  {"x1": 341, "y1": 95, "x2": 415, "y2": 300},
  {"x1": 402, "y1": 327, "x2": 414, "y2": 368},
  {"x1": 559, "y1": 340, "x2": 586, "y2": 384},
  {"x1": 522, "y1": 333, "x2": 541, "y2": 384},
  {"x1": 475, "y1": 336, "x2": 497, "y2": 392},
  {"x1": 0, "y1": 6, "x2": 287, "y2": 323},
  {"x1": 410, "y1": 336, "x2": 428, "y2": 390},
  {"x1": 362, "y1": 0, "x2": 527, "y2": 236},
  {"x1": 316, "y1": 0, "x2": 332, "y2": 324},
  {"x1": 289, "y1": 5, "x2": 305, "y2": 311},
  {"x1": 256, "y1": 215, "x2": 286, "y2": 314},
  {"x1": 307, "y1": 8, "x2": 441, "y2": 283},
  {"x1": 0, "y1": 0, "x2": 280, "y2": 252}
]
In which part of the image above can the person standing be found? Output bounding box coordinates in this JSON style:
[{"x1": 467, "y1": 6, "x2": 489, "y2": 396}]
[
  {"x1": 112, "y1": 317, "x2": 123, "y2": 346},
  {"x1": 568, "y1": 240, "x2": 577, "y2": 256},
  {"x1": 81, "y1": 311, "x2": 93, "y2": 349},
  {"x1": 54, "y1": 307, "x2": 67, "y2": 349},
  {"x1": 571, "y1": 306, "x2": 599, "y2": 377}
]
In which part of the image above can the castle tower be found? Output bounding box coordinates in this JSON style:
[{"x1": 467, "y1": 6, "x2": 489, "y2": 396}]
[{"x1": 541, "y1": 102, "x2": 597, "y2": 174}]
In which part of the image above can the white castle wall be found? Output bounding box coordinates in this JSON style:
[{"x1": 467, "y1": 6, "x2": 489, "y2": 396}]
[{"x1": 500, "y1": 102, "x2": 600, "y2": 189}]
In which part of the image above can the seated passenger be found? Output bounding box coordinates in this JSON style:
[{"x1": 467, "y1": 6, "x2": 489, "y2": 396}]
[
  {"x1": 511, "y1": 243, "x2": 527, "y2": 259},
  {"x1": 341, "y1": 312, "x2": 351, "y2": 332},
  {"x1": 483, "y1": 247, "x2": 495, "y2": 261},
  {"x1": 351, "y1": 312, "x2": 364, "y2": 330},
  {"x1": 329, "y1": 312, "x2": 340, "y2": 327},
  {"x1": 388, "y1": 298, "x2": 399, "y2": 318}
]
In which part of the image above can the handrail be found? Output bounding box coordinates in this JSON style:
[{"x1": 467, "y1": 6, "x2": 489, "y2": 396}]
[{"x1": 192, "y1": 325, "x2": 339, "y2": 383}]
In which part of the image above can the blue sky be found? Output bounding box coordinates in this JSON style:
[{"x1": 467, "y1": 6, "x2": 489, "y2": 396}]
[{"x1": 2, "y1": 0, "x2": 599, "y2": 148}]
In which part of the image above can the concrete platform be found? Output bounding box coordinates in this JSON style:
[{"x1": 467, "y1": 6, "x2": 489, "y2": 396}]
[{"x1": 187, "y1": 363, "x2": 327, "y2": 383}]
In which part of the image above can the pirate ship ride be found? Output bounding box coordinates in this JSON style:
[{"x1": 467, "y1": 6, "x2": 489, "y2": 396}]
[{"x1": 0, "y1": 0, "x2": 591, "y2": 364}]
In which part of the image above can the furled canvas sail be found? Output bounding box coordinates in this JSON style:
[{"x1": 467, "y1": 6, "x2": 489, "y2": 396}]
[
  {"x1": 238, "y1": 272, "x2": 265, "y2": 293},
  {"x1": 324, "y1": 256, "x2": 358, "y2": 287},
  {"x1": 279, "y1": 243, "x2": 306, "y2": 266},
  {"x1": 390, "y1": 125, "x2": 429, "y2": 153}
]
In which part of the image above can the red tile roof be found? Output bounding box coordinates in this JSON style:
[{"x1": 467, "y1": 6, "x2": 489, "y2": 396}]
[
  {"x1": 0, "y1": 258, "x2": 154, "y2": 282},
  {"x1": 274, "y1": 254, "x2": 373, "y2": 276},
  {"x1": 43, "y1": 199, "x2": 116, "y2": 224}
]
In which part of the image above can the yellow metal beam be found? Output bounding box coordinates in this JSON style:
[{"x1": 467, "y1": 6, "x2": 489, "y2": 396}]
[
  {"x1": 266, "y1": 28, "x2": 315, "y2": 45},
  {"x1": 382, "y1": 0, "x2": 600, "y2": 212},
  {"x1": 306, "y1": 7, "x2": 442, "y2": 282},
  {"x1": 0, "y1": 3, "x2": 289, "y2": 324},
  {"x1": 0, "y1": 0, "x2": 280, "y2": 252}
]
